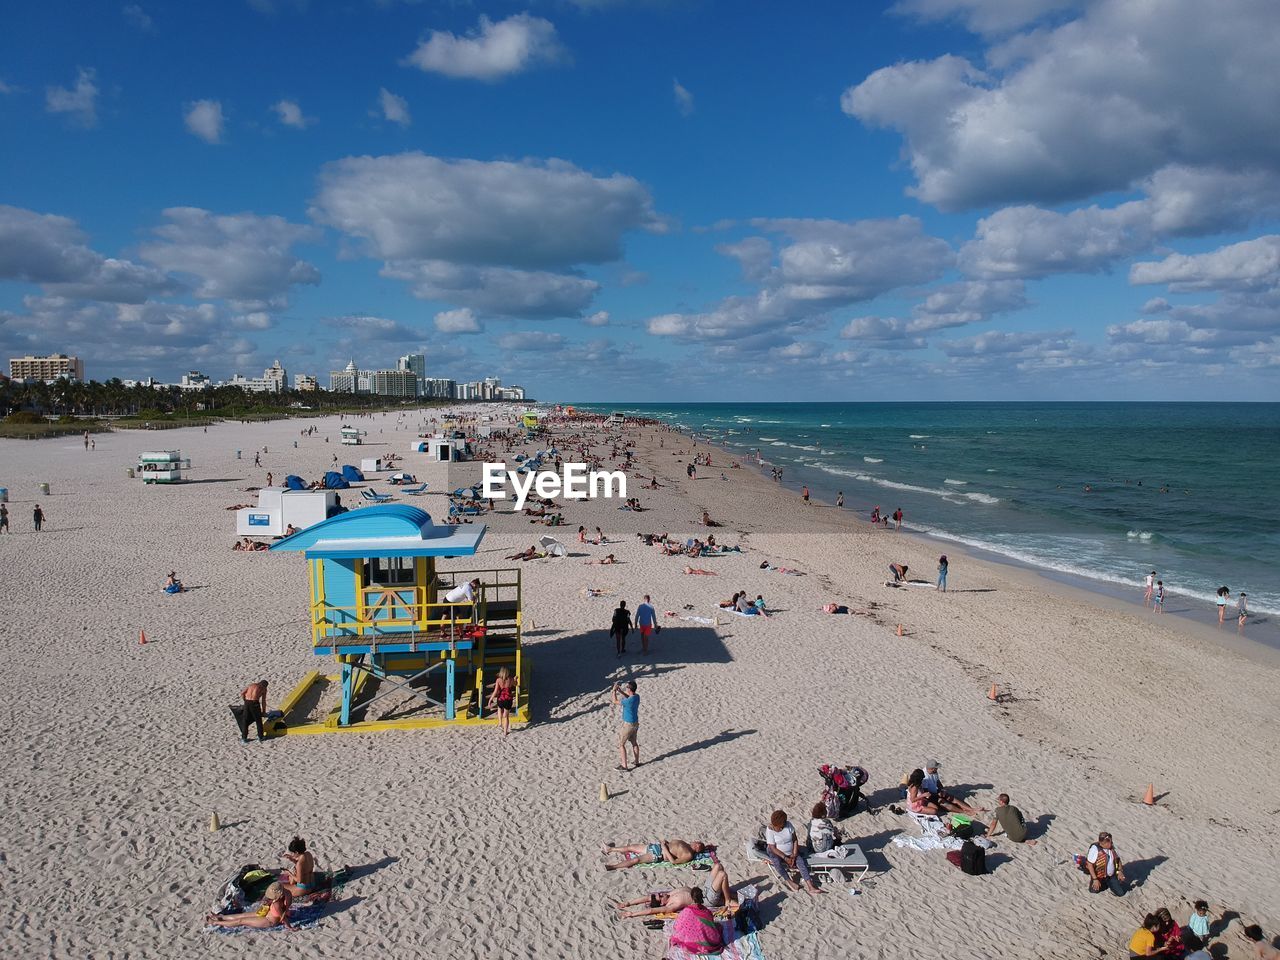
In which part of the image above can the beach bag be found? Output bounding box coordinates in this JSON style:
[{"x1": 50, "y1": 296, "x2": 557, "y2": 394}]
[
  {"x1": 960, "y1": 839, "x2": 987, "y2": 875},
  {"x1": 809, "y1": 817, "x2": 838, "y2": 854},
  {"x1": 669, "y1": 904, "x2": 723, "y2": 955},
  {"x1": 822, "y1": 785, "x2": 844, "y2": 821},
  {"x1": 945, "y1": 850, "x2": 963, "y2": 870}
]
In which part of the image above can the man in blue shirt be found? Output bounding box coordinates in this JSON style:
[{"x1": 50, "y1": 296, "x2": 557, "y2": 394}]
[
  {"x1": 635, "y1": 594, "x2": 657, "y2": 654},
  {"x1": 612, "y1": 680, "x2": 640, "y2": 770}
]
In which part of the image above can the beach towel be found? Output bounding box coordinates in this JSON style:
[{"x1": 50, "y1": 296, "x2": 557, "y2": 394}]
[
  {"x1": 670, "y1": 615, "x2": 715, "y2": 625},
  {"x1": 206, "y1": 867, "x2": 347, "y2": 934},
  {"x1": 637, "y1": 851, "x2": 716, "y2": 870},
  {"x1": 662, "y1": 904, "x2": 766, "y2": 960}
]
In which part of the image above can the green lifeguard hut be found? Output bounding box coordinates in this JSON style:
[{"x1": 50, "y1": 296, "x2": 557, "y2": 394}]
[{"x1": 269, "y1": 504, "x2": 527, "y2": 734}]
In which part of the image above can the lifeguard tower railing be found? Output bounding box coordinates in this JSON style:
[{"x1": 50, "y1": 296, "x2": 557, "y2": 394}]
[{"x1": 306, "y1": 566, "x2": 523, "y2": 721}]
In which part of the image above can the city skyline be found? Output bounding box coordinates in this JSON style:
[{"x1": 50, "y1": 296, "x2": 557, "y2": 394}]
[{"x1": 2, "y1": 2, "x2": 1278, "y2": 402}]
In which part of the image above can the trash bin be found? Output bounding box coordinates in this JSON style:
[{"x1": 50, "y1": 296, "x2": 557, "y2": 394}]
[
  {"x1": 126, "y1": 468, "x2": 135, "y2": 478},
  {"x1": 38, "y1": 482, "x2": 50, "y2": 495},
  {"x1": 0, "y1": 487, "x2": 7, "y2": 502}
]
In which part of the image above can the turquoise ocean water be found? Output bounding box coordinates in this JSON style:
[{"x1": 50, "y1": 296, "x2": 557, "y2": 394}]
[{"x1": 574, "y1": 402, "x2": 1279, "y2": 627}]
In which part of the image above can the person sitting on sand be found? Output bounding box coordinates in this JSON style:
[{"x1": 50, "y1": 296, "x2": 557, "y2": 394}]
[
  {"x1": 701, "y1": 511, "x2": 721, "y2": 527},
  {"x1": 164, "y1": 571, "x2": 185, "y2": 593},
  {"x1": 206, "y1": 882, "x2": 296, "y2": 931},
  {"x1": 764, "y1": 810, "x2": 823, "y2": 896},
  {"x1": 1086, "y1": 831, "x2": 1128, "y2": 896},
  {"x1": 906, "y1": 769, "x2": 945, "y2": 816},
  {"x1": 808, "y1": 802, "x2": 843, "y2": 853},
  {"x1": 1244, "y1": 925, "x2": 1280, "y2": 960},
  {"x1": 984, "y1": 793, "x2": 1037, "y2": 845},
  {"x1": 1128, "y1": 913, "x2": 1166, "y2": 958},
  {"x1": 1154, "y1": 907, "x2": 1186, "y2": 959},
  {"x1": 281, "y1": 836, "x2": 316, "y2": 896},
  {"x1": 889, "y1": 562, "x2": 908, "y2": 583},
  {"x1": 284, "y1": 524, "x2": 298, "y2": 536},
  {"x1": 603, "y1": 838, "x2": 708, "y2": 870},
  {"x1": 506, "y1": 545, "x2": 540, "y2": 561},
  {"x1": 614, "y1": 860, "x2": 737, "y2": 919},
  {"x1": 719, "y1": 591, "x2": 744, "y2": 610},
  {"x1": 668, "y1": 887, "x2": 724, "y2": 955},
  {"x1": 584, "y1": 554, "x2": 617, "y2": 565},
  {"x1": 920, "y1": 760, "x2": 985, "y2": 815}
]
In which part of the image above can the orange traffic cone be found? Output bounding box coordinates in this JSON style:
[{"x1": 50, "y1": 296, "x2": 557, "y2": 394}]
[
  {"x1": 139, "y1": 629, "x2": 147, "y2": 645},
  {"x1": 896, "y1": 624, "x2": 903, "y2": 637},
  {"x1": 1142, "y1": 784, "x2": 1155, "y2": 806},
  {"x1": 988, "y1": 683, "x2": 999, "y2": 701}
]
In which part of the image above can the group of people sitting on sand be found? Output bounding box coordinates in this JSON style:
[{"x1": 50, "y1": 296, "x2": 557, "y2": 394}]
[
  {"x1": 604, "y1": 840, "x2": 735, "y2": 953},
  {"x1": 232, "y1": 537, "x2": 270, "y2": 551},
  {"x1": 205, "y1": 837, "x2": 321, "y2": 931},
  {"x1": 1127, "y1": 903, "x2": 1237, "y2": 959},
  {"x1": 718, "y1": 590, "x2": 769, "y2": 617}
]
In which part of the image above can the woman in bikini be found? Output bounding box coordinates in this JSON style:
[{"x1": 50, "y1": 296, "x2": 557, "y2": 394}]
[
  {"x1": 206, "y1": 882, "x2": 296, "y2": 930},
  {"x1": 487, "y1": 667, "x2": 517, "y2": 736},
  {"x1": 281, "y1": 837, "x2": 316, "y2": 896}
]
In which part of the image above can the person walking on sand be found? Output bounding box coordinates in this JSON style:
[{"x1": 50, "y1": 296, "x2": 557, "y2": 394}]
[
  {"x1": 486, "y1": 666, "x2": 517, "y2": 736},
  {"x1": 1153, "y1": 580, "x2": 1165, "y2": 613},
  {"x1": 237, "y1": 679, "x2": 269, "y2": 743},
  {"x1": 1144, "y1": 571, "x2": 1156, "y2": 607},
  {"x1": 32, "y1": 503, "x2": 45, "y2": 532},
  {"x1": 0, "y1": 503, "x2": 9, "y2": 534},
  {"x1": 266, "y1": 472, "x2": 273, "y2": 487},
  {"x1": 612, "y1": 680, "x2": 640, "y2": 770},
  {"x1": 1237, "y1": 592, "x2": 1248, "y2": 631},
  {"x1": 254, "y1": 451, "x2": 261, "y2": 467},
  {"x1": 836, "y1": 491, "x2": 844, "y2": 508},
  {"x1": 610, "y1": 600, "x2": 633, "y2": 656},
  {"x1": 893, "y1": 507, "x2": 903, "y2": 531},
  {"x1": 1216, "y1": 586, "x2": 1230, "y2": 625},
  {"x1": 802, "y1": 485, "x2": 810, "y2": 504},
  {"x1": 937, "y1": 555, "x2": 949, "y2": 592},
  {"x1": 635, "y1": 594, "x2": 657, "y2": 655}
]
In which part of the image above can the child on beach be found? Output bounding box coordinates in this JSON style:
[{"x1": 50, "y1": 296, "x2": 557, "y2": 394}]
[
  {"x1": 1144, "y1": 571, "x2": 1156, "y2": 606},
  {"x1": 1237, "y1": 593, "x2": 1248, "y2": 630},
  {"x1": 1187, "y1": 900, "x2": 1211, "y2": 945},
  {"x1": 1153, "y1": 580, "x2": 1165, "y2": 613},
  {"x1": 487, "y1": 667, "x2": 516, "y2": 736}
]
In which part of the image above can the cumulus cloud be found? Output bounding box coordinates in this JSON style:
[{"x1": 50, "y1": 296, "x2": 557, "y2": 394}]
[
  {"x1": 312, "y1": 153, "x2": 661, "y2": 269},
  {"x1": 840, "y1": 279, "x2": 1029, "y2": 348},
  {"x1": 891, "y1": 0, "x2": 1080, "y2": 36},
  {"x1": 272, "y1": 99, "x2": 312, "y2": 129},
  {"x1": 123, "y1": 4, "x2": 154, "y2": 30},
  {"x1": 434, "y1": 307, "x2": 481, "y2": 333},
  {"x1": 844, "y1": 0, "x2": 1280, "y2": 211},
  {"x1": 184, "y1": 99, "x2": 225, "y2": 143},
  {"x1": 139, "y1": 207, "x2": 319, "y2": 309},
  {"x1": 1129, "y1": 236, "x2": 1280, "y2": 293},
  {"x1": 377, "y1": 88, "x2": 411, "y2": 127},
  {"x1": 673, "y1": 78, "x2": 694, "y2": 116},
  {"x1": 582, "y1": 310, "x2": 610, "y2": 326},
  {"x1": 403, "y1": 13, "x2": 566, "y2": 81},
  {"x1": 381, "y1": 261, "x2": 598, "y2": 317},
  {"x1": 321, "y1": 314, "x2": 420, "y2": 340},
  {"x1": 0, "y1": 204, "x2": 173, "y2": 303},
  {"x1": 497, "y1": 330, "x2": 567, "y2": 352},
  {"x1": 46, "y1": 68, "x2": 99, "y2": 127},
  {"x1": 939, "y1": 327, "x2": 1077, "y2": 358}
]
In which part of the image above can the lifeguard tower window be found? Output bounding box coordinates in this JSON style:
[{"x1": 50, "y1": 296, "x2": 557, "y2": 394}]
[{"x1": 365, "y1": 556, "x2": 416, "y2": 587}]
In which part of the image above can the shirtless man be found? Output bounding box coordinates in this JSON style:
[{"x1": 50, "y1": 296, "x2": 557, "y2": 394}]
[
  {"x1": 603, "y1": 838, "x2": 708, "y2": 871},
  {"x1": 613, "y1": 861, "x2": 737, "y2": 918},
  {"x1": 238, "y1": 679, "x2": 269, "y2": 743}
]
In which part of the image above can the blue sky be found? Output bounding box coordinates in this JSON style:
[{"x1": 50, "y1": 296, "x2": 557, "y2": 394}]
[{"x1": 2, "y1": 0, "x2": 1279, "y2": 401}]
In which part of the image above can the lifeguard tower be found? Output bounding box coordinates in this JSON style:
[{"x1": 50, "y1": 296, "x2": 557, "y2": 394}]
[
  {"x1": 339, "y1": 426, "x2": 365, "y2": 445},
  {"x1": 137, "y1": 450, "x2": 191, "y2": 483},
  {"x1": 268, "y1": 505, "x2": 527, "y2": 734}
]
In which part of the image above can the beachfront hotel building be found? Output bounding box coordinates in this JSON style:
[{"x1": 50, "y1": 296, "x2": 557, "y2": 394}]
[
  {"x1": 294, "y1": 374, "x2": 318, "y2": 391},
  {"x1": 263, "y1": 360, "x2": 288, "y2": 392},
  {"x1": 330, "y1": 360, "x2": 359, "y2": 393},
  {"x1": 421, "y1": 377, "x2": 455, "y2": 399},
  {"x1": 9, "y1": 353, "x2": 84, "y2": 383},
  {"x1": 370, "y1": 368, "x2": 419, "y2": 398}
]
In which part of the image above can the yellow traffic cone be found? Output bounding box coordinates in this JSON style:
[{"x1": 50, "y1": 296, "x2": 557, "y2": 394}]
[
  {"x1": 599, "y1": 783, "x2": 609, "y2": 802},
  {"x1": 209, "y1": 812, "x2": 220, "y2": 832}
]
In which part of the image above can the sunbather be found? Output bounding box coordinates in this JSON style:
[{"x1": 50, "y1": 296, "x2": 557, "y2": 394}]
[
  {"x1": 164, "y1": 571, "x2": 186, "y2": 593},
  {"x1": 280, "y1": 837, "x2": 316, "y2": 895},
  {"x1": 584, "y1": 554, "x2": 617, "y2": 565},
  {"x1": 613, "y1": 862, "x2": 736, "y2": 918},
  {"x1": 603, "y1": 838, "x2": 708, "y2": 870},
  {"x1": 669, "y1": 888, "x2": 724, "y2": 955},
  {"x1": 205, "y1": 882, "x2": 296, "y2": 931},
  {"x1": 684, "y1": 567, "x2": 717, "y2": 575},
  {"x1": 506, "y1": 546, "x2": 540, "y2": 561}
]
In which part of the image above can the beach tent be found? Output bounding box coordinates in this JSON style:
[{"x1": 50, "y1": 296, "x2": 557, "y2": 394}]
[
  {"x1": 537, "y1": 535, "x2": 567, "y2": 557},
  {"x1": 323, "y1": 471, "x2": 350, "y2": 490},
  {"x1": 284, "y1": 475, "x2": 306, "y2": 491},
  {"x1": 341, "y1": 464, "x2": 365, "y2": 482}
]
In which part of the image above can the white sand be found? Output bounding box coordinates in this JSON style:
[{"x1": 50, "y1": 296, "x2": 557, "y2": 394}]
[{"x1": 0, "y1": 409, "x2": 1276, "y2": 959}]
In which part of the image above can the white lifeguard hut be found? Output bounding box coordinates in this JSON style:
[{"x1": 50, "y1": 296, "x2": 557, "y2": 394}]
[
  {"x1": 340, "y1": 426, "x2": 366, "y2": 446},
  {"x1": 137, "y1": 450, "x2": 191, "y2": 483},
  {"x1": 413, "y1": 434, "x2": 469, "y2": 462},
  {"x1": 236, "y1": 488, "x2": 338, "y2": 537}
]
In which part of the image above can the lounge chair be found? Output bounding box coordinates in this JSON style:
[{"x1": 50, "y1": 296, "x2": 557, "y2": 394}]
[
  {"x1": 402, "y1": 482, "x2": 429, "y2": 496},
  {"x1": 360, "y1": 489, "x2": 394, "y2": 503}
]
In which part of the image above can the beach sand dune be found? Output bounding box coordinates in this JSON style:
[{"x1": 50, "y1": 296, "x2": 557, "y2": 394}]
[{"x1": 0, "y1": 411, "x2": 1276, "y2": 958}]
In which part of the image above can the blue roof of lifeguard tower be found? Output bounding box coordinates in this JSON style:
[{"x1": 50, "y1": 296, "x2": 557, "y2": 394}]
[{"x1": 269, "y1": 504, "x2": 485, "y2": 559}]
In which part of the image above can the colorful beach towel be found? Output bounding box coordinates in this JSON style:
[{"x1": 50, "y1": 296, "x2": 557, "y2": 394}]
[
  {"x1": 637, "y1": 851, "x2": 717, "y2": 870},
  {"x1": 662, "y1": 900, "x2": 766, "y2": 960}
]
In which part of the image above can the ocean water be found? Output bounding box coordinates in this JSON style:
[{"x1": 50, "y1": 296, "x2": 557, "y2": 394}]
[{"x1": 575, "y1": 402, "x2": 1280, "y2": 620}]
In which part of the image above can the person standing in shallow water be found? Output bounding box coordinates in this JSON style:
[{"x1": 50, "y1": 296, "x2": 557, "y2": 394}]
[{"x1": 836, "y1": 491, "x2": 844, "y2": 508}]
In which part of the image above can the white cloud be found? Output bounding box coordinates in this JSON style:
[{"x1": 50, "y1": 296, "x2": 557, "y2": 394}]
[
  {"x1": 0, "y1": 204, "x2": 172, "y2": 303},
  {"x1": 891, "y1": 0, "x2": 1080, "y2": 36},
  {"x1": 123, "y1": 4, "x2": 154, "y2": 30},
  {"x1": 434, "y1": 308, "x2": 481, "y2": 333},
  {"x1": 844, "y1": 0, "x2": 1280, "y2": 211},
  {"x1": 272, "y1": 99, "x2": 312, "y2": 129},
  {"x1": 381, "y1": 261, "x2": 598, "y2": 317},
  {"x1": 497, "y1": 330, "x2": 567, "y2": 352},
  {"x1": 184, "y1": 99, "x2": 225, "y2": 143},
  {"x1": 673, "y1": 78, "x2": 694, "y2": 116},
  {"x1": 583, "y1": 310, "x2": 610, "y2": 326},
  {"x1": 321, "y1": 314, "x2": 419, "y2": 340},
  {"x1": 312, "y1": 153, "x2": 664, "y2": 267},
  {"x1": 46, "y1": 68, "x2": 99, "y2": 127},
  {"x1": 1129, "y1": 236, "x2": 1280, "y2": 293},
  {"x1": 139, "y1": 207, "x2": 319, "y2": 308},
  {"x1": 403, "y1": 13, "x2": 565, "y2": 81},
  {"x1": 0, "y1": 79, "x2": 16, "y2": 95},
  {"x1": 377, "y1": 88, "x2": 411, "y2": 127}
]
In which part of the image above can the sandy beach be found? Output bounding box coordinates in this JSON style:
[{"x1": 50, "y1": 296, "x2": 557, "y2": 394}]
[{"x1": 0, "y1": 408, "x2": 1277, "y2": 959}]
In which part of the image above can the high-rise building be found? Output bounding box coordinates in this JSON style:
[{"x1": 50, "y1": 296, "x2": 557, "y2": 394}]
[
  {"x1": 263, "y1": 360, "x2": 287, "y2": 392},
  {"x1": 421, "y1": 377, "x2": 455, "y2": 399},
  {"x1": 9, "y1": 353, "x2": 84, "y2": 382},
  {"x1": 294, "y1": 374, "x2": 318, "y2": 391},
  {"x1": 329, "y1": 360, "x2": 359, "y2": 393},
  {"x1": 370, "y1": 369, "x2": 419, "y2": 397},
  {"x1": 398, "y1": 353, "x2": 426, "y2": 393},
  {"x1": 179, "y1": 371, "x2": 211, "y2": 390}
]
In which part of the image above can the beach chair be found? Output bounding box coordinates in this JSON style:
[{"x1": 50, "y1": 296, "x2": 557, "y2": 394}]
[
  {"x1": 402, "y1": 482, "x2": 429, "y2": 496},
  {"x1": 360, "y1": 489, "x2": 393, "y2": 503}
]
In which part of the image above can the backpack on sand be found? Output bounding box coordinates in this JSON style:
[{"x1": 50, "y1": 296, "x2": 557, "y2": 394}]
[{"x1": 960, "y1": 839, "x2": 987, "y2": 876}]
